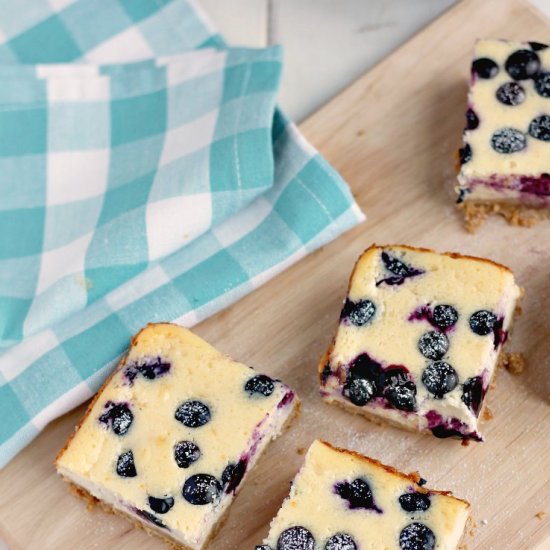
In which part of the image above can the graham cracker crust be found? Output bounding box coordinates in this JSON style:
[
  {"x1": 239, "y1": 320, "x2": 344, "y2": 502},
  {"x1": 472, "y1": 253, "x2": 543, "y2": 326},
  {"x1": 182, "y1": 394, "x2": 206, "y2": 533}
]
[{"x1": 460, "y1": 201, "x2": 550, "y2": 233}]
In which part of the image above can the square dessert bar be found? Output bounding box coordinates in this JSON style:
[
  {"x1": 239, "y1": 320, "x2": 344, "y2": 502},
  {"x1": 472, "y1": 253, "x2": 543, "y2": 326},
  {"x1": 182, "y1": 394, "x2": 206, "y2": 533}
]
[
  {"x1": 319, "y1": 244, "x2": 520, "y2": 441},
  {"x1": 56, "y1": 323, "x2": 299, "y2": 550},
  {"x1": 257, "y1": 440, "x2": 470, "y2": 550},
  {"x1": 457, "y1": 39, "x2": 550, "y2": 229}
]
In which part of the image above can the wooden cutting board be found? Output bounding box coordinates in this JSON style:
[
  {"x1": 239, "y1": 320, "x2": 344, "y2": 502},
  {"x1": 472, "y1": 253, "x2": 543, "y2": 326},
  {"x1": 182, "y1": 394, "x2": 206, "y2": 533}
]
[{"x1": 1, "y1": 0, "x2": 550, "y2": 548}]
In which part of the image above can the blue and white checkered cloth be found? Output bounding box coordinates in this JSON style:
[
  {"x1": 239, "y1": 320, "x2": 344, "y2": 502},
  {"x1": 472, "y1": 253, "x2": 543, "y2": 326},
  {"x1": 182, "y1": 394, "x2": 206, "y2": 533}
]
[{"x1": 0, "y1": 0, "x2": 364, "y2": 468}]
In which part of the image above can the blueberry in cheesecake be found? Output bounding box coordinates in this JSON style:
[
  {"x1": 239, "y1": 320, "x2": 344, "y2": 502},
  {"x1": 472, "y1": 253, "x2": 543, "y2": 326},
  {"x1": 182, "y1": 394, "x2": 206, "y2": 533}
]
[
  {"x1": 319, "y1": 244, "x2": 521, "y2": 441},
  {"x1": 257, "y1": 440, "x2": 470, "y2": 550},
  {"x1": 56, "y1": 323, "x2": 299, "y2": 550},
  {"x1": 457, "y1": 39, "x2": 550, "y2": 230}
]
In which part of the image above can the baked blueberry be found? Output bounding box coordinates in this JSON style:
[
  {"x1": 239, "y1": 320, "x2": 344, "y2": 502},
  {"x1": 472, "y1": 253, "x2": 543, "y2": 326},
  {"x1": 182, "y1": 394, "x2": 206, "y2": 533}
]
[
  {"x1": 422, "y1": 362, "x2": 458, "y2": 398},
  {"x1": 99, "y1": 402, "x2": 133, "y2": 436},
  {"x1": 277, "y1": 526, "x2": 315, "y2": 550},
  {"x1": 321, "y1": 364, "x2": 332, "y2": 384},
  {"x1": 344, "y1": 376, "x2": 376, "y2": 406},
  {"x1": 431, "y1": 425, "x2": 463, "y2": 439},
  {"x1": 148, "y1": 495, "x2": 175, "y2": 514},
  {"x1": 222, "y1": 459, "x2": 247, "y2": 493},
  {"x1": 432, "y1": 305, "x2": 458, "y2": 329},
  {"x1": 245, "y1": 374, "x2": 275, "y2": 397},
  {"x1": 116, "y1": 450, "x2": 137, "y2": 478},
  {"x1": 256, "y1": 546, "x2": 272, "y2": 550},
  {"x1": 469, "y1": 310, "x2": 497, "y2": 336},
  {"x1": 175, "y1": 400, "x2": 211, "y2": 428},
  {"x1": 135, "y1": 508, "x2": 168, "y2": 529},
  {"x1": 462, "y1": 376, "x2": 484, "y2": 416},
  {"x1": 399, "y1": 522, "x2": 436, "y2": 550},
  {"x1": 505, "y1": 49, "x2": 540, "y2": 80},
  {"x1": 381, "y1": 252, "x2": 423, "y2": 278},
  {"x1": 418, "y1": 331, "x2": 449, "y2": 361},
  {"x1": 384, "y1": 366, "x2": 417, "y2": 412},
  {"x1": 534, "y1": 72, "x2": 550, "y2": 98},
  {"x1": 399, "y1": 492, "x2": 431, "y2": 512},
  {"x1": 182, "y1": 474, "x2": 222, "y2": 505},
  {"x1": 335, "y1": 477, "x2": 380, "y2": 511},
  {"x1": 495, "y1": 82, "x2": 526, "y2": 106},
  {"x1": 324, "y1": 533, "x2": 357, "y2": 550},
  {"x1": 528, "y1": 115, "x2": 550, "y2": 142},
  {"x1": 459, "y1": 144, "x2": 472, "y2": 165},
  {"x1": 348, "y1": 354, "x2": 385, "y2": 393},
  {"x1": 491, "y1": 128, "x2": 526, "y2": 154},
  {"x1": 465, "y1": 108, "x2": 479, "y2": 130},
  {"x1": 529, "y1": 41, "x2": 548, "y2": 51},
  {"x1": 124, "y1": 357, "x2": 171, "y2": 383},
  {"x1": 174, "y1": 441, "x2": 201, "y2": 469},
  {"x1": 472, "y1": 57, "x2": 499, "y2": 79},
  {"x1": 341, "y1": 298, "x2": 376, "y2": 326}
]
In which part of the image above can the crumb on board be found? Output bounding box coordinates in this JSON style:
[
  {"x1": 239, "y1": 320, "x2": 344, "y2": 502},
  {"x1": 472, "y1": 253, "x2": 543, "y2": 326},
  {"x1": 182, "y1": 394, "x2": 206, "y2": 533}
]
[
  {"x1": 296, "y1": 447, "x2": 305, "y2": 456},
  {"x1": 481, "y1": 519, "x2": 488, "y2": 526},
  {"x1": 482, "y1": 407, "x2": 493, "y2": 421},
  {"x1": 503, "y1": 352, "x2": 526, "y2": 375},
  {"x1": 536, "y1": 511, "x2": 546, "y2": 520}
]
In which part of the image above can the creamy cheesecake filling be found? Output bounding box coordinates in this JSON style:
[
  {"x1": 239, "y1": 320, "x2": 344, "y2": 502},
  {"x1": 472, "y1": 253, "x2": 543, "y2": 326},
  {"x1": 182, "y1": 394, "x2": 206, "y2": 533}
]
[
  {"x1": 457, "y1": 39, "x2": 550, "y2": 210},
  {"x1": 259, "y1": 440, "x2": 470, "y2": 550},
  {"x1": 56, "y1": 324, "x2": 298, "y2": 550},
  {"x1": 320, "y1": 245, "x2": 520, "y2": 441}
]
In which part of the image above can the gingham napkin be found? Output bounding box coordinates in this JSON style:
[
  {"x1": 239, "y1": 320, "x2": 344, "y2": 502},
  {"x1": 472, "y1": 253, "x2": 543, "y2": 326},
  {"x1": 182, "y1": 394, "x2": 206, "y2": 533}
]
[{"x1": 0, "y1": 0, "x2": 364, "y2": 468}]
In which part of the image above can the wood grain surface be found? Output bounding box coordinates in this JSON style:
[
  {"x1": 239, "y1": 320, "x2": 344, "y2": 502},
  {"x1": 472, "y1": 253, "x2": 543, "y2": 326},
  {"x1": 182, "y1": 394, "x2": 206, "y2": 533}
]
[{"x1": 1, "y1": 0, "x2": 549, "y2": 548}]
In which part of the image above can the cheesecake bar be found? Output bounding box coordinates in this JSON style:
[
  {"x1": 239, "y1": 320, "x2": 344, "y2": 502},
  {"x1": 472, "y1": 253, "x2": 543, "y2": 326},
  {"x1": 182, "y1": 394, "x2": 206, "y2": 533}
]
[
  {"x1": 56, "y1": 323, "x2": 299, "y2": 550},
  {"x1": 319, "y1": 244, "x2": 520, "y2": 441},
  {"x1": 457, "y1": 39, "x2": 550, "y2": 230},
  {"x1": 257, "y1": 440, "x2": 470, "y2": 550}
]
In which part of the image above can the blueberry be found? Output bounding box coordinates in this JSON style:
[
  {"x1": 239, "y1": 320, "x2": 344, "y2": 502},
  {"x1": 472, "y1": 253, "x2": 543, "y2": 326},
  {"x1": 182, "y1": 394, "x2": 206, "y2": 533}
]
[
  {"x1": 245, "y1": 374, "x2": 275, "y2": 397},
  {"x1": 384, "y1": 366, "x2": 417, "y2": 412},
  {"x1": 491, "y1": 128, "x2": 526, "y2": 154},
  {"x1": 418, "y1": 331, "x2": 449, "y2": 360},
  {"x1": 462, "y1": 376, "x2": 484, "y2": 416},
  {"x1": 432, "y1": 305, "x2": 458, "y2": 329},
  {"x1": 465, "y1": 108, "x2": 479, "y2": 130},
  {"x1": 472, "y1": 57, "x2": 499, "y2": 79},
  {"x1": 222, "y1": 459, "x2": 247, "y2": 493},
  {"x1": 277, "y1": 526, "x2": 315, "y2": 550},
  {"x1": 174, "y1": 441, "x2": 201, "y2": 469},
  {"x1": 116, "y1": 450, "x2": 137, "y2": 478},
  {"x1": 135, "y1": 508, "x2": 168, "y2": 529},
  {"x1": 459, "y1": 144, "x2": 472, "y2": 164},
  {"x1": 399, "y1": 523, "x2": 436, "y2": 550},
  {"x1": 148, "y1": 495, "x2": 174, "y2": 514},
  {"x1": 422, "y1": 362, "x2": 458, "y2": 398},
  {"x1": 99, "y1": 402, "x2": 133, "y2": 436},
  {"x1": 505, "y1": 49, "x2": 540, "y2": 80},
  {"x1": 341, "y1": 298, "x2": 376, "y2": 327},
  {"x1": 321, "y1": 364, "x2": 332, "y2": 384},
  {"x1": 381, "y1": 252, "x2": 421, "y2": 277},
  {"x1": 528, "y1": 115, "x2": 550, "y2": 142},
  {"x1": 469, "y1": 310, "x2": 497, "y2": 336},
  {"x1": 399, "y1": 492, "x2": 431, "y2": 512},
  {"x1": 175, "y1": 400, "x2": 211, "y2": 428},
  {"x1": 534, "y1": 72, "x2": 550, "y2": 98},
  {"x1": 529, "y1": 41, "x2": 548, "y2": 51},
  {"x1": 256, "y1": 546, "x2": 273, "y2": 550},
  {"x1": 344, "y1": 377, "x2": 376, "y2": 406},
  {"x1": 335, "y1": 478, "x2": 380, "y2": 511},
  {"x1": 324, "y1": 533, "x2": 357, "y2": 550},
  {"x1": 495, "y1": 82, "x2": 526, "y2": 106},
  {"x1": 431, "y1": 425, "x2": 463, "y2": 439},
  {"x1": 182, "y1": 474, "x2": 222, "y2": 505}
]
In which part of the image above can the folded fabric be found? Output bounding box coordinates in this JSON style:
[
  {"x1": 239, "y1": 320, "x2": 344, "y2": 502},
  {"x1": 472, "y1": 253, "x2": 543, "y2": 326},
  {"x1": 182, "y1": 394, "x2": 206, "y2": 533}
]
[{"x1": 0, "y1": 0, "x2": 365, "y2": 468}]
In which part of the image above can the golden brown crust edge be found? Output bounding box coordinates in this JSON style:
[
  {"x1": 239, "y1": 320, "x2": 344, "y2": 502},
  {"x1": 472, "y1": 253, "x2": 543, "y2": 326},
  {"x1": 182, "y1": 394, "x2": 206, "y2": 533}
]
[{"x1": 459, "y1": 200, "x2": 550, "y2": 233}]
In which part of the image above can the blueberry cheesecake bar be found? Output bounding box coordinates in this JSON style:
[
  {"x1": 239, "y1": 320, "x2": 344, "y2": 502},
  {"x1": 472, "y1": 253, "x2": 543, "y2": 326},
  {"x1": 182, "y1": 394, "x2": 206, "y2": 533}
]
[
  {"x1": 257, "y1": 440, "x2": 470, "y2": 550},
  {"x1": 56, "y1": 323, "x2": 299, "y2": 550},
  {"x1": 457, "y1": 39, "x2": 550, "y2": 230},
  {"x1": 319, "y1": 244, "x2": 520, "y2": 441}
]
